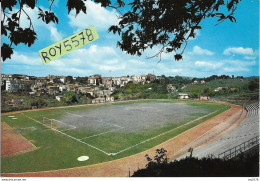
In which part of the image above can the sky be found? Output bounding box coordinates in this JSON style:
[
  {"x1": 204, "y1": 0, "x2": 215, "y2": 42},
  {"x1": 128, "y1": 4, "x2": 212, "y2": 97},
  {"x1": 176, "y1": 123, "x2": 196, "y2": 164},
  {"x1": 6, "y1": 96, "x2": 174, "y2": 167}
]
[{"x1": 1, "y1": 0, "x2": 259, "y2": 78}]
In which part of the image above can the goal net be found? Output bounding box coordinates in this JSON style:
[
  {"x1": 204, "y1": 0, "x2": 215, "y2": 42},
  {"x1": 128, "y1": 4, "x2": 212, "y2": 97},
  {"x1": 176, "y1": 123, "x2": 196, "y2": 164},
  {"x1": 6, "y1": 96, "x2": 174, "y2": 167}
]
[{"x1": 42, "y1": 117, "x2": 76, "y2": 131}]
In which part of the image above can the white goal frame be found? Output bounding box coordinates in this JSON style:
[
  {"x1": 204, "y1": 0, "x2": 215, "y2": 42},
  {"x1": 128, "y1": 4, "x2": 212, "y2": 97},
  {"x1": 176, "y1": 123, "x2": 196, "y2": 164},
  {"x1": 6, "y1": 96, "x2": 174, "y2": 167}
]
[
  {"x1": 43, "y1": 117, "x2": 76, "y2": 131},
  {"x1": 43, "y1": 117, "x2": 54, "y2": 128}
]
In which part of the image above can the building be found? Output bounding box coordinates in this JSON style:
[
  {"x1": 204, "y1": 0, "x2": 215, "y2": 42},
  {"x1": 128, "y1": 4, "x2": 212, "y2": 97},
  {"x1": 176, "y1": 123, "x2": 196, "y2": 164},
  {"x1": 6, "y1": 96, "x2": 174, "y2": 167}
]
[
  {"x1": 47, "y1": 86, "x2": 59, "y2": 95},
  {"x1": 178, "y1": 93, "x2": 189, "y2": 99},
  {"x1": 5, "y1": 80, "x2": 20, "y2": 92},
  {"x1": 88, "y1": 74, "x2": 102, "y2": 86},
  {"x1": 58, "y1": 85, "x2": 67, "y2": 92},
  {"x1": 56, "y1": 96, "x2": 64, "y2": 101},
  {"x1": 78, "y1": 86, "x2": 93, "y2": 94},
  {"x1": 199, "y1": 96, "x2": 210, "y2": 101},
  {"x1": 192, "y1": 80, "x2": 199, "y2": 84},
  {"x1": 214, "y1": 87, "x2": 223, "y2": 92},
  {"x1": 106, "y1": 96, "x2": 114, "y2": 102},
  {"x1": 12, "y1": 98, "x2": 24, "y2": 105},
  {"x1": 60, "y1": 76, "x2": 67, "y2": 83},
  {"x1": 167, "y1": 84, "x2": 177, "y2": 93},
  {"x1": 92, "y1": 97, "x2": 105, "y2": 104},
  {"x1": 146, "y1": 74, "x2": 156, "y2": 82}
]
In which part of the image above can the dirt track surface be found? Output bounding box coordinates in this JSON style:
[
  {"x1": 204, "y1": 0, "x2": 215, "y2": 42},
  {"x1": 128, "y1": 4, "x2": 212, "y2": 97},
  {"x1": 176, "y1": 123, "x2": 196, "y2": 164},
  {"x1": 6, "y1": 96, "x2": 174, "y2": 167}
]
[
  {"x1": 1, "y1": 122, "x2": 36, "y2": 157},
  {"x1": 2, "y1": 102, "x2": 245, "y2": 177}
]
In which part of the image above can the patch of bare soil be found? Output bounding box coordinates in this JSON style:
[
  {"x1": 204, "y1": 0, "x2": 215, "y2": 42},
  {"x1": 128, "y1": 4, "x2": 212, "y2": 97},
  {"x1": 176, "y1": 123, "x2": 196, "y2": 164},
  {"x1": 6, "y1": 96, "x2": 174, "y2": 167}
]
[{"x1": 1, "y1": 122, "x2": 36, "y2": 157}]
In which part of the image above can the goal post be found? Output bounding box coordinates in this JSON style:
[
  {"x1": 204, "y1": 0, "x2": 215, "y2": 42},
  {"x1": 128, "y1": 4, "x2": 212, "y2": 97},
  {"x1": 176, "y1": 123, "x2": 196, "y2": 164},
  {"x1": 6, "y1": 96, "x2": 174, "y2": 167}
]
[
  {"x1": 42, "y1": 117, "x2": 76, "y2": 130},
  {"x1": 43, "y1": 117, "x2": 53, "y2": 129}
]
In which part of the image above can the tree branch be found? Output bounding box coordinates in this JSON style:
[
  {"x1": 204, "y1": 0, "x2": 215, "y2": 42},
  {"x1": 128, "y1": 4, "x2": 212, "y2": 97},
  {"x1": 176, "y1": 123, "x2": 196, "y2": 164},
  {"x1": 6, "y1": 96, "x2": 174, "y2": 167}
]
[
  {"x1": 49, "y1": 0, "x2": 55, "y2": 12},
  {"x1": 21, "y1": 8, "x2": 34, "y2": 31},
  {"x1": 108, "y1": 5, "x2": 123, "y2": 15}
]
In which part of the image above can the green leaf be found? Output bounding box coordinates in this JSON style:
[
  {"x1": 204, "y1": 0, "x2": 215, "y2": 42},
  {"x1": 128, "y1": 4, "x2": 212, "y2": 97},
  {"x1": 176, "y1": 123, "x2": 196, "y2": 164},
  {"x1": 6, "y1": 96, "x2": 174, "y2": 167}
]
[
  {"x1": 67, "y1": 0, "x2": 87, "y2": 15},
  {"x1": 174, "y1": 54, "x2": 183, "y2": 61},
  {"x1": 1, "y1": 0, "x2": 17, "y2": 11}
]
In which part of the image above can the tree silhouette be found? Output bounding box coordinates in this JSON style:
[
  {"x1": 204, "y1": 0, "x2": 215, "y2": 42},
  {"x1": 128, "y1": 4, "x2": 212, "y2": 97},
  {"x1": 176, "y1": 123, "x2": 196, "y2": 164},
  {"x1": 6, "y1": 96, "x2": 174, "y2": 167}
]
[{"x1": 1, "y1": 0, "x2": 241, "y2": 62}]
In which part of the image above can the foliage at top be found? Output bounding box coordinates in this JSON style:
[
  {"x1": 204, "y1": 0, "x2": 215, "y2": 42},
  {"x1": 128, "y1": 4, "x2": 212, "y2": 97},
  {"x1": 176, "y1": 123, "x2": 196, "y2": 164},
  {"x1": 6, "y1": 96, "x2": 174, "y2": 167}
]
[
  {"x1": 1, "y1": 0, "x2": 241, "y2": 62},
  {"x1": 109, "y1": 0, "x2": 241, "y2": 61}
]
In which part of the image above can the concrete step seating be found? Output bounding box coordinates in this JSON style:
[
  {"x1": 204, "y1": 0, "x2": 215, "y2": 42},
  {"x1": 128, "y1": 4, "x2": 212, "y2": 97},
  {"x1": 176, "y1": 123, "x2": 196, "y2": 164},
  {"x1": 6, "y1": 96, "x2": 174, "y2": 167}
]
[{"x1": 245, "y1": 103, "x2": 259, "y2": 118}]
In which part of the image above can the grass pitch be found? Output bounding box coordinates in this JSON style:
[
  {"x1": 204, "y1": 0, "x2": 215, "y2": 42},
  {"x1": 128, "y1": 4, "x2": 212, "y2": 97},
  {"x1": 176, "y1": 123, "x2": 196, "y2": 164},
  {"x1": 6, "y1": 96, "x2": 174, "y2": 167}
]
[{"x1": 1, "y1": 100, "x2": 230, "y2": 173}]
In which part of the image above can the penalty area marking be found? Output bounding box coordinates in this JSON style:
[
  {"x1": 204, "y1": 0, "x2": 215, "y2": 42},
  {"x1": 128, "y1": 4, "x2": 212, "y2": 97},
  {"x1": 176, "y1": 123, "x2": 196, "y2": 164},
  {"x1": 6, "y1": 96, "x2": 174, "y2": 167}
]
[
  {"x1": 64, "y1": 111, "x2": 83, "y2": 117},
  {"x1": 65, "y1": 111, "x2": 124, "y2": 129},
  {"x1": 21, "y1": 113, "x2": 111, "y2": 155},
  {"x1": 12, "y1": 118, "x2": 18, "y2": 119},
  {"x1": 79, "y1": 127, "x2": 124, "y2": 140},
  {"x1": 77, "y1": 156, "x2": 89, "y2": 161},
  {"x1": 9, "y1": 116, "x2": 15, "y2": 118}
]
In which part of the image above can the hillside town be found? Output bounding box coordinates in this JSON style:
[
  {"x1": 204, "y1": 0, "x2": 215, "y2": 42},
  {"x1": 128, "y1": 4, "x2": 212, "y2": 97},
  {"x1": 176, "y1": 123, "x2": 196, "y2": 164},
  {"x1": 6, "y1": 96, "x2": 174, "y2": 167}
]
[
  {"x1": 1, "y1": 73, "x2": 257, "y2": 113},
  {"x1": 1, "y1": 73, "x2": 157, "y2": 105}
]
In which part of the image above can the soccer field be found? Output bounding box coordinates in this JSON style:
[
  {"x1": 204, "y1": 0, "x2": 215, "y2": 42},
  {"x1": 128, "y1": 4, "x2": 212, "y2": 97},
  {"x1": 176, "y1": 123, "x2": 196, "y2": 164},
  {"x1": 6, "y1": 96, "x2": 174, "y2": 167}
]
[{"x1": 1, "y1": 100, "x2": 230, "y2": 173}]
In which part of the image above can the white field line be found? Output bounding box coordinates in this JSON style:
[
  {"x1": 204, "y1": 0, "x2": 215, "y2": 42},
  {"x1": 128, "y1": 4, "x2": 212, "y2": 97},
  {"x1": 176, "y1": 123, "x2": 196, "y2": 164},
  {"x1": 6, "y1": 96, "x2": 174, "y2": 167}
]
[
  {"x1": 43, "y1": 117, "x2": 77, "y2": 130},
  {"x1": 64, "y1": 111, "x2": 83, "y2": 117},
  {"x1": 28, "y1": 111, "x2": 65, "y2": 119},
  {"x1": 97, "y1": 119, "x2": 124, "y2": 129},
  {"x1": 22, "y1": 113, "x2": 46, "y2": 126},
  {"x1": 22, "y1": 113, "x2": 111, "y2": 155},
  {"x1": 51, "y1": 127, "x2": 111, "y2": 155},
  {"x1": 111, "y1": 109, "x2": 221, "y2": 156},
  {"x1": 60, "y1": 127, "x2": 77, "y2": 132},
  {"x1": 79, "y1": 127, "x2": 124, "y2": 140},
  {"x1": 15, "y1": 126, "x2": 35, "y2": 130},
  {"x1": 65, "y1": 111, "x2": 124, "y2": 128},
  {"x1": 63, "y1": 112, "x2": 125, "y2": 140},
  {"x1": 50, "y1": 118, "x2": 77, "y2": 130}
]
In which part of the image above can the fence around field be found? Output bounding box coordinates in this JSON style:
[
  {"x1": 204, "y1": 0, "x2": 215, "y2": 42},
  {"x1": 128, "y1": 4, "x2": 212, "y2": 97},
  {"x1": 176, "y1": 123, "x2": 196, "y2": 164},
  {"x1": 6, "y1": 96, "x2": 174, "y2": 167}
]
[{"x1": 218, "y1": 136, "x2": 259, "y2": 159}]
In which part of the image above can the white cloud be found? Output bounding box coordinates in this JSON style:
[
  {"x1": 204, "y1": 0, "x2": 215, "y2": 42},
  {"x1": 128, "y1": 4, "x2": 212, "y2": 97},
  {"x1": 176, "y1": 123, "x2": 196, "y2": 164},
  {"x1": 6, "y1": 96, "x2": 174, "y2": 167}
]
[
  {"x1": 55, "y1": 67, "x2": 87, "y2": 74},
  {"x1": 223, "y1": 67, "x2": 250, "y2": 72},
  {"x1": 105, "y1": 59, "x2": 119, "y2": 64},
  {"x1": 4, "y1": 51, "x2": 42, "y2": 66},
  {"x1": 97, "y1": 64, "x2": 126, "y2": 71},
  {"x1": 189, "y1": 46, "x2": 214, "y2": 56},
  {"x1": 223, "y1": 47, "x2": 254, "y2": 55},
  {"x1": 129, "y1": 59, "x2": 146, "y2": 65},
  {"x1": 171, "y1": 69, "x2": 183, "y2": 73},
  {"x1": 244, "y1": 56, "x2": 256, "y2": 60},
  {"x1": 48, "y1": 26, "x2": 63, "y2": 42},
  {"x1": 229, "y1": 60, "x2": 256, "y2": 66},
  {"x1": 70, "y1": 45, "x2": 118, "y2": 63},
  {"x1": 195, "y1": 61, "x2": 223, "y2": 69},
  {"x1": 68, "y1": 1, "x2": 119, "y2": 32}
]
